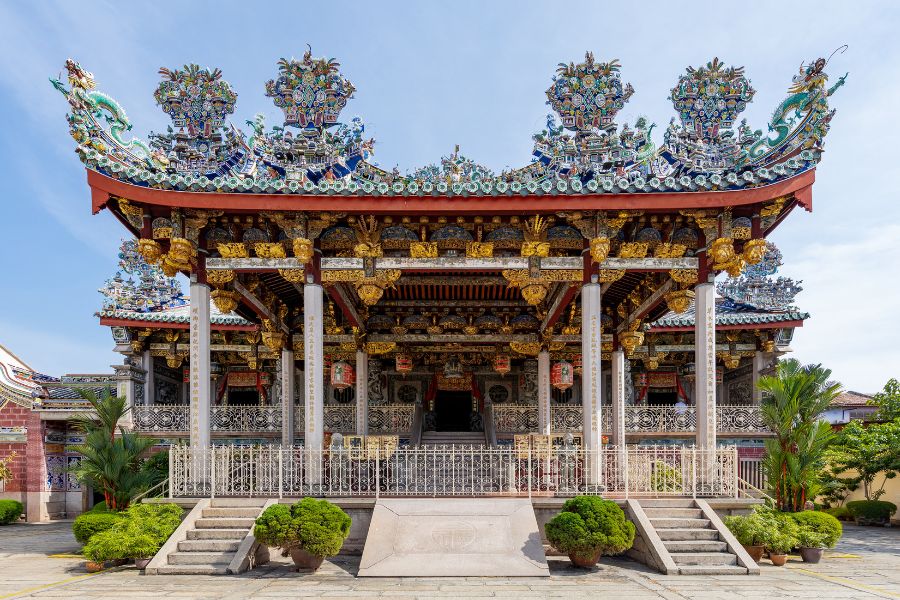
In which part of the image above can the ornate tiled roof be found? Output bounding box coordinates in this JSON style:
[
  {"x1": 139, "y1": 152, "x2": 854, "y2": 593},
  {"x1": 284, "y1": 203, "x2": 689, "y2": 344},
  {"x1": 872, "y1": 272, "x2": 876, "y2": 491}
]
[
  {"x1": 651, "y1": 298, "x2": 808, "y2": 329},
  {"x1": 97, "y1": 301, "x2": 252, "y2": 326},
  {"x1": 0, "y1": 343, "x2": 47, "y2": 408},
  {"x1": 52, "y1": 51, "x2": 845, "y2": 197}
]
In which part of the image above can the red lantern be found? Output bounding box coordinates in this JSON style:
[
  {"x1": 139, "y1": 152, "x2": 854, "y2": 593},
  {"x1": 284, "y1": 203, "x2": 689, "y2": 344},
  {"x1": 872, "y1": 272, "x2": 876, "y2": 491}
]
[
  {"x1": 330, "y1": 360, "x2": 355, "y2": 389},
  {"x1": 395, "y1": 354, "x2": 413, "y2": 374},
  {"x1": 493, "y1": 354, "x2": 511, "y2": 375},
  {"x1": 551, "y1": 361, "x2": 574, "y2": 391}
]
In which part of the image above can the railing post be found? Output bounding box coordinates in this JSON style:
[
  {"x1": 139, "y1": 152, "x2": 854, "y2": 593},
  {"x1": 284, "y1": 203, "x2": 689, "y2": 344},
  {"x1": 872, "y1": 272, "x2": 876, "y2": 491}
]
[
  {"x1": 691, "y1": 445, "x2": 697, "y2": 499},
  {"x1": 732, "y1": 447, "x2": 739, "y2": 499},
  {"x1": 375, "y1": 446, "x2": 380, "y2": 500},
  {"x1": 279, "y1": 446, "x2": 284, "y2": 499},
  {"x1": 168, "y1": 447, "x2": 174, "y2": 498},
  {"x1": 210, "y1": 445, "x2": 216, "y2": 499},
  {"x1": 527, "y1": 443, "x2": 532, "y2": 499},
  {"x1": 623, "y1": 446, "x2": 629, "y2": 499}
]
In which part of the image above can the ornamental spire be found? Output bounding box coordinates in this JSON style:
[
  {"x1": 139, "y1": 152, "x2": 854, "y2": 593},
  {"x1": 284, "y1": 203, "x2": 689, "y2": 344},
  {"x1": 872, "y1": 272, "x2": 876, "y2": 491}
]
[{"x1": 99, "y1": 239, "x2": 185, "y2": 313}]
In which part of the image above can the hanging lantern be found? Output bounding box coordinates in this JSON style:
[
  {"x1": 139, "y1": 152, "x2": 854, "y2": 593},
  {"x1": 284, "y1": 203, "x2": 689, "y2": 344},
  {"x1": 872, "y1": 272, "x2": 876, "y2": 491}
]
[
  {"x1": 444, "y1": 355, "x2": 463, "y2": 379},
  {"x1": 551, "y1": 361, "x2": 574, "y2": 391},
  {"x1": 330, "y1": 360, "x2": 355, "y2": 390},
  {"x1": 395, "y1": 354, "x2": 413, "y2": 374},
  {"x1": 493, "y1": 354, "x2": 511, "y2": 375},
  {"x1": 573, "y1": 354, "x2": 582, "y2": 375}
]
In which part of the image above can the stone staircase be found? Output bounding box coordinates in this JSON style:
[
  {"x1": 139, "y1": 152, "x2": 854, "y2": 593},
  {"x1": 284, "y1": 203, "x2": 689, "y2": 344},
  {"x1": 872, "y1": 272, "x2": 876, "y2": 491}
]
[
  {"x1": 420, "y1": 431, "x2": 487, "y2": 446},
  {"x1": 632, "y1": 499, "x2": 758, "y2": 575},
  {"x1": 148, "y1": 498, "x2": 269, "y2": 575}
]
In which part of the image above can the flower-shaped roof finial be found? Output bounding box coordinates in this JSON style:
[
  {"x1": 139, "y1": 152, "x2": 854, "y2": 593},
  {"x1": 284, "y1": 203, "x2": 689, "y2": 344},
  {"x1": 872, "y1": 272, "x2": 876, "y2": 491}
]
[
  {"x1": 154, "y1": 64, "x2": 237, "y2": 138},
  {"x1": 670, "y1": 58, "x2": 755, "y2": 142},
  {"x1": 265, "y1": 47, "x2": 356, "y2": 129},
  {"x1": 546, "y1": 52, "x2": 634, "y2": 133}
]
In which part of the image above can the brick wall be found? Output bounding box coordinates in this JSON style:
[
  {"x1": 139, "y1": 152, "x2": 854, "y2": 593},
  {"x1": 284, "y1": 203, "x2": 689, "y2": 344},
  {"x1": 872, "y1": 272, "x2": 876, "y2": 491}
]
[{"x1": 0, "y1": 400, "x2": 29, "y2": 492}]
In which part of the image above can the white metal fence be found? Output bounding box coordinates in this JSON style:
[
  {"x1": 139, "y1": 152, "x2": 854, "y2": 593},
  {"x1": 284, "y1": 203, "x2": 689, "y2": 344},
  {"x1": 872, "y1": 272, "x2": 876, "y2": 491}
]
[{"x1": 169, "y1": 444, "x2": 738, "y2": 498}]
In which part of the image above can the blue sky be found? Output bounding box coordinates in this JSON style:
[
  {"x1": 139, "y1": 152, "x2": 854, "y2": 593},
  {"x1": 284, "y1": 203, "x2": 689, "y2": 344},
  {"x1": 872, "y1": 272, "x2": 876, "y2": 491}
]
[{"x1": 0, "y1": 1, "x2": 897, "y2": 392}]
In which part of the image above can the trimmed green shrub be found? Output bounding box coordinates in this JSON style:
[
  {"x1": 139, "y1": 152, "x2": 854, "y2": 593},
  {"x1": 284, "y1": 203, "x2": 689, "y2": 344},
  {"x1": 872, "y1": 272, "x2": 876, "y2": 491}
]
[
  {"x1": 650, "y1": 461, "x2": 683, "y2": 493},
  {"x1": 82, "y1": 502, "x2": 183, "y2": 562},
  {"x1": 254, "y1": 498, "x2": 351, "y2": 558},
  {"x1": 823, "y1": 506, "x2": 852, "y2": 521},
  {"x1": 0, "y1": 499, "x2": 23, "y2": 525},
  {"x1": 544, "y1": 496, "x2": 635, "y2": 562},
  {"x1": 846, "y1": 500, "x2": 897, "y2": 524},
  {"x1": 796, "y1": 529, "x2": 827, "y2": 549},
  {"x1": 724, "y1": 505, "x2": 799, "y2": 550},
  {"x1": 89, "y1": 501, "x2": 110, "y2": 513},
  {"x1": 791, "y1": 511, "x2": 842, "y2": 548},
  {"x1": 73, "y1": 512, "x2": 122, "y2": 544}
]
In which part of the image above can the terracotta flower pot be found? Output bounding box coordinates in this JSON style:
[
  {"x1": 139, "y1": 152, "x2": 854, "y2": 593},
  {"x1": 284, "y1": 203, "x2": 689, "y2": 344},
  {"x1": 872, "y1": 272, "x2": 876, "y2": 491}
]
[
  {"x1": 769, "y1": 553, "x2": 788, "y2": 566},
  {"x1": 85, "y1": 561, "x2": 104, "y2": 573},
  {"x1": 742, "y1": 545, "x2": 765, "y2": 563},
  {"x1": 568, "y1": 549, "x2": 602, "y2": 569},
  {"x1": 799, "y1": 547, "x2": 824, "y2": 564},
  {"x1": 134, "y1": 558, "x2": 152, "y2": 570},
  {"x1": 290, "y1": 546, "x2": 325, "y2": 571}
]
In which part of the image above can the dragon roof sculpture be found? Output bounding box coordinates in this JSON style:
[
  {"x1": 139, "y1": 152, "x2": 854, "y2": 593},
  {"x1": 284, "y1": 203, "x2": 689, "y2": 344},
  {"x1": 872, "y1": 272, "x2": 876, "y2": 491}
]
[{"x1": 51, "y1": 49, "x2": 846, "y2": 196}]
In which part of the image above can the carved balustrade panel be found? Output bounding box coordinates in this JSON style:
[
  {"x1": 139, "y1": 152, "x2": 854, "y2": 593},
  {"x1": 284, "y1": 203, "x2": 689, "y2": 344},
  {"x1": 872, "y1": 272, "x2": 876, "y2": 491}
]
[
  {"x1": 717, "y1": 405, "x2": 767, "y2": 433},
  {"x1": 368, "y1": 404, "x2": 415, "y2": 433},
  {"x1": 211, "y1": 406, "x2": 282, "y2": 432},
  {"x1": 324, "y1": 405, "x2": 356, "y2": 433},
  {"x1": 492, "y1": 404, "x2": 539, "y2": 433},
  {"x1": 133, "y1": 405, "x2": 189, "y2": 432},
  {"x1": 550, "y1": 405, "x2": 583, "y2": 432}
]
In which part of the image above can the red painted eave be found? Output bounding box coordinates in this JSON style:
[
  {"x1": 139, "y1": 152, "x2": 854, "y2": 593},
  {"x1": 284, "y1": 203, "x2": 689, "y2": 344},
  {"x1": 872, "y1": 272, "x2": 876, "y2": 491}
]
[{"x1": 87, "y1": 168, "x2": 817, "y2": 215}]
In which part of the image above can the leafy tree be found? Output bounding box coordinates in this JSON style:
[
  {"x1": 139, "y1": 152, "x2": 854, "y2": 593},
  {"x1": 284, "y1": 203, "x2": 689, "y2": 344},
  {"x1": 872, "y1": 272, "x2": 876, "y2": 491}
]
[
  {"x1": 871, "y1": 378, "x2": 900, "y2": 421},
  {"x1": 757, "y1": 359, "x2": 842, "y2": 512},
  {"x1": 68, "y1": 388, "x2": 158, "y2": 510},
  {"x1": 828, "y1": 418, "x2": 900, "y2": 501}
]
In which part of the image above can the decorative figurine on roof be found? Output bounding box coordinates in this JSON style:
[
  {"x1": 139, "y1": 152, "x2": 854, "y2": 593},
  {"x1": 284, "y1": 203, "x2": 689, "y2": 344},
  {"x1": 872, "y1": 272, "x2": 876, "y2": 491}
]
[
  {"x1": 265, "y1": 47, "x2": 355, "y2": 129},
  {"x1": 546, "y1": 53, "x2": 633, "y2": 133},
  {"x1": 410, "y1": 145, "x2": 495, "y2": 184},
  {"x1": 717, "y1": 242, "x2": 803, "y2": 312},
  {"x1": 149, "y1": 64, "x2": 240, "y2": 177},
  {"x1": 99, "y1": 239, "x2": 185, "y2": 313},
  {"x1": 667, "y1": 58, "x2": 755, "y2": 173}
]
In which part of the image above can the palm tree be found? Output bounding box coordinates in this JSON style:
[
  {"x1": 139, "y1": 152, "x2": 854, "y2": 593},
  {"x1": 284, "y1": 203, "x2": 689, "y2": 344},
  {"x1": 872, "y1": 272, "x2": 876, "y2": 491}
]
[
  {"x1": 757, "y1": 359, "x2": 842, "y2": 511},
  {"x1": 69, "y1": 388, "x2": 158, "y2": 510}
]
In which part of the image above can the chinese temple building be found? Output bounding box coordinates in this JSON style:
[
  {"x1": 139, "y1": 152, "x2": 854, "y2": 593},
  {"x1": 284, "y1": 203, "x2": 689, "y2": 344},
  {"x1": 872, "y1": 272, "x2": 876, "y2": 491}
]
[{"x1": 36, "y1": 48, "x2": 844, "y2": 508}]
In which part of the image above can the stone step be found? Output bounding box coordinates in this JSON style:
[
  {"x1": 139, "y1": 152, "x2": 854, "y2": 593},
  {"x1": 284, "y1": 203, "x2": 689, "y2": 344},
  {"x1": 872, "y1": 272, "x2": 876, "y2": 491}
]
[
  {"x1": 649, "y1": 517, "x2": 711, "y2": 530},
  {"x1": 152, "y1": 565, "x2": 230, "y2": 575},
  {"x1": 655, "y1": 528, "x2": 721, "y2": 541},
  {"x1": 637, "y1": 498, "x2": 697, "y2": 508},
  {"x1": 187, "y1": 528, "x2": 249, "y2": 541},
  {"x1": 210, "y1": 498, "x2": 268, "y2": 508},
  {"x1": 643, "y1": 507, "x2": 703, "y2": 519},
  {"x1": 677, "y1": 565, "x2": 749, "y2": 576},
  {"x1": 193, "y1": 517, "x2": 256, "y2": 529},
  {"x1": 168, "y1": 551, "x2": 234, "y2": 566},
  {"x1": 201, "y1": 507, "x2": 261, "y2": 519},
  {"x1": 670, "y1": 552, "x2": 737, "y2": 566},
  {"x1": 178, "y1": 540, "x2": 241, "y2": 553},
  {"x1": 663, "y1": 540, "x2": 728, "y2": 553}
]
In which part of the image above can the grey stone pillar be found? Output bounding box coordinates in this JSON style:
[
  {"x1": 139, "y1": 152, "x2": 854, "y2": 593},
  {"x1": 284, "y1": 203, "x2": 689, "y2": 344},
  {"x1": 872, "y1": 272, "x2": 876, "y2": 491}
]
[
  {"x1": 281, "y1": 347, "x2": 295, "y2": 446},
  {"x1": 610, "y1": 350, "x2": 626, "y2": 449},
  {"x1": 537, "y1": 350, "x2": 551, "y2": 435},
  {"x1": 142, "y1": 350, "x2": 154, "y2": 406},
  {"x1": 752, "y1": 351, "x2": 766, "y2": 404},
  {"x1": 303, "y1": 281, "x2": 324, "y2": 451},
  {"x1": 355, "y1": 350, "x2": 369, "y2": 435},
  {"x1": 581, "y1": 278, "x2": 603, "y2": 485},
  {"x1": 189, "y1": 277, "x2": 211, "y2": 448},
  {"x1": 694, "y1": 280, "x2": 716, "y2": 450}
]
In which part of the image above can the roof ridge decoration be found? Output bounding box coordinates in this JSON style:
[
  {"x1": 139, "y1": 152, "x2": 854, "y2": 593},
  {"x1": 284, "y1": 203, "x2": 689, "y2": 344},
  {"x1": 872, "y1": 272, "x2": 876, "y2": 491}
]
[
  {"x1": 99, "y1": 239, "x2": 186, "y2": 313},
  {"x1": 716, "y1": 242, "x2": 803, "y2": 312},
  {"x1": 52, "y1": 50, "x2": 846, "y2": 196}
]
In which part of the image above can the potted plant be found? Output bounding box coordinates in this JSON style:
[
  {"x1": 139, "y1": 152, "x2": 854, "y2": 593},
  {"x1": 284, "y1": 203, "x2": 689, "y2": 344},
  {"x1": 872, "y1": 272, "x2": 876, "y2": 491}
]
[
  {"x1": 791, "y1": 510, "x2": 842, "y2": 549},
  {"x1": 82, "y1": 529, "x2": 124, "y2": 572},
  {"x1": 765, "y1": 530, "x2": 795, "y2": 566},
  {"x1": 796, "y1": 529, "x2": 827, "y2": 564},
  {"x1": 544, "y1": 496, "x2": 635, "y2": 568},
  {"x1": 723, "y1": 512, "x2": 767, "y2": 562},
  {"x1": 254, "y1": 498, "x2": 351, "y2": 571}
]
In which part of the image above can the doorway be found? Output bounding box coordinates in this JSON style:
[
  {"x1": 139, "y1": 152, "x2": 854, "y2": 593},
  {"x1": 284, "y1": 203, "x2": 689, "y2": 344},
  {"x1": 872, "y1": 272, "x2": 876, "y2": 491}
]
[
  {"x1": 647, "y1": 391, "x2": 678, "y2": 406},
  {"x1": 434, "y1": 391, "x2": 472, "y2": 431},
  {"x1": 227, "y1": 389, "x2": 260, "y2": 406}
]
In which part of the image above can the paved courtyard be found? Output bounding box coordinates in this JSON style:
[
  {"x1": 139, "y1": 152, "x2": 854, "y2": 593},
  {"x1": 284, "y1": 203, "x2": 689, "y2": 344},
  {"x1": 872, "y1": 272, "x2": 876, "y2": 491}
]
[{"x1": 1, "y1": 521, "x2": 898, "y2": 599}]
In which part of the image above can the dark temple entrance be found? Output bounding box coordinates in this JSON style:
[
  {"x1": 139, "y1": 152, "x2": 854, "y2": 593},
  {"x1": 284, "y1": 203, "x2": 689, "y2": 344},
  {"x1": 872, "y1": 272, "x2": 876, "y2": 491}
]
[{"x1": 434, "y1": 391, "x2": 472, "y2": 431}]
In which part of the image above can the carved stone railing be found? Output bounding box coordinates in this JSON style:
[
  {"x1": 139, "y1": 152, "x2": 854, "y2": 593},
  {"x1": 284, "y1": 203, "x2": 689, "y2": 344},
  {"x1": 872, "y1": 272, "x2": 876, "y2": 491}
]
[
  {"x1": 323, "y1": 405, "x2": 356, "y2": 433},
  {"x1": 492, "y1": 404, "x2": 538, "y2": 433},
  {"x1": 210, "y1": 406, "x2": 282, "y2": 433},
  {"x1": 133, "y1": 405, "x2": 189, "y2": 432},
  {"x1": 494, "y1": 404, "x2": 768, "y2": 435},
  {"x1": 368, "y1": 404, "x2": 415, "y2": 433},
  {"x1": 717, "y1": 405, "x2": 768, "y2": 433}
]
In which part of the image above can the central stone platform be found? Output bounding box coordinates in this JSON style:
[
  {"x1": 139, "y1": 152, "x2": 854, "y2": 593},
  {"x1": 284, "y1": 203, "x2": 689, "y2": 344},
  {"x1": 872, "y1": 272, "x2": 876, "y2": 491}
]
[{"x1": 358, "y1": 498, "x2": 549, "y2": 577}]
